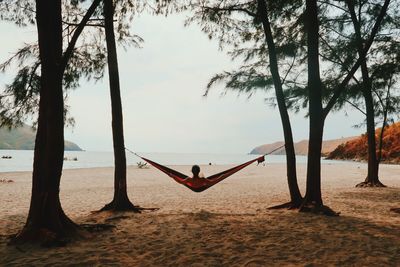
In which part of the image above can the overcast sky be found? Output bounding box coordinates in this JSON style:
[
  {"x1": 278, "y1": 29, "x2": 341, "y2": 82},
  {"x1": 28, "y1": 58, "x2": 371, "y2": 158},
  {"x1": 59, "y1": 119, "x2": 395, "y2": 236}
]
[{"x1": 0, "y1": 13, "x2": 366, "y2": 154}]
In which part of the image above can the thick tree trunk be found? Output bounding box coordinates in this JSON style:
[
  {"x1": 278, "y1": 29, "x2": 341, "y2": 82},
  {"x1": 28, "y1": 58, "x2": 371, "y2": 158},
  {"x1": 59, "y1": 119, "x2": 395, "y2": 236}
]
[
  {"x1": 257, "y1": 0, "x2": 303, "y2": 209},
  {"x1": 12, "y1": 0, "x2": 79, "y2": 245},
  {"x1": 346, "y1": 0, "x2": 385, "y2": 187},
  {"x1": 300, "y1": 0, "x2": 337, "y2": 216},
  {"x1": 100, "y1": 0, "x2": 138, "y2": 212}
]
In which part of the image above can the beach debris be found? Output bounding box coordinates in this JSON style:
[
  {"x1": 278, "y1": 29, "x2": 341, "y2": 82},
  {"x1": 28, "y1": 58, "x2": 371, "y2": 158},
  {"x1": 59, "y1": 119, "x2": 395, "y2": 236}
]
[
  {"x1": 0, "y1": 179, "x2": 14, "y2": 183},
  {"x1": 64, "y1": 156, "x2": 78, "y2": 161},
  {"x1": 1, "y1": 155, "x2": 12, "y2": 159},
  {"x1": 136, "y1": 161, "x2": 149, "y2": 169}
]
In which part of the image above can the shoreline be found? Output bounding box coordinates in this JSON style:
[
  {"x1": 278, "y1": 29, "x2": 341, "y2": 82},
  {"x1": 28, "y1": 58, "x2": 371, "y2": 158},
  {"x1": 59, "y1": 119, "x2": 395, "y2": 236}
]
[
  {"x1": 324, "y1": 156, "x2": 400, "y2": 165},
  {"x1": 0, "y1": 154, "x2": 374, "y2": 174}
]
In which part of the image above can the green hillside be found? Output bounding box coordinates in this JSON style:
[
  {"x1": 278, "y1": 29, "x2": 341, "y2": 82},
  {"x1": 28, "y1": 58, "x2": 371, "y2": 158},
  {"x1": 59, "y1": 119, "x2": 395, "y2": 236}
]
[{"x1": 0, "y1": 124, "x2": 82, "y2": 151}]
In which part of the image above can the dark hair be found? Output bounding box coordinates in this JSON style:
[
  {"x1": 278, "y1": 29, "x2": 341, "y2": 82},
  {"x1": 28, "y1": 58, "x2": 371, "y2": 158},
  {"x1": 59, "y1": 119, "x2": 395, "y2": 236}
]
[{"x1": 191, "y1": 165, "x2": 200, "y2": 176}]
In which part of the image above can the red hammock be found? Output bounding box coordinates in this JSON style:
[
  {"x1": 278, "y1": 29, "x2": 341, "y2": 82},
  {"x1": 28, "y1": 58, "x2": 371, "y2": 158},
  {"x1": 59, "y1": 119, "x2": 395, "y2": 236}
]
[{"x1": 138, "y1": 155, "x2": 265, "y2": 192}]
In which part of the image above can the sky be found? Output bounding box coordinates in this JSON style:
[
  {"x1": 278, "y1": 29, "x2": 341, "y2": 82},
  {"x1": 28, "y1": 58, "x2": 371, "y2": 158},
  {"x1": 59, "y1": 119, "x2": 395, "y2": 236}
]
[{"x1": 0, "y1": 12, "x2": 366, "y2": 154}]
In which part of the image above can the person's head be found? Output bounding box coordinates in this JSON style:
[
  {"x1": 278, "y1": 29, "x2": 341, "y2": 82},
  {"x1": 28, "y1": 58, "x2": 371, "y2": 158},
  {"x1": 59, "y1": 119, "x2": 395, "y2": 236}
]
[{"x1": 191, "y1": 165, "x2": 200, "y2": 177}]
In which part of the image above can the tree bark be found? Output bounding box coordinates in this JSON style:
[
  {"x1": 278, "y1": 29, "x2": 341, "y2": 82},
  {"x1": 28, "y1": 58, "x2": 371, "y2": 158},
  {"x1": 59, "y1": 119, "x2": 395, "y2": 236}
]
[
  {"x1": 100, "y1": 0, "x2": 138, "y2": 211},
  {"x1": 300, "y1": 0, "x2": 337, "y2": 216},
  {"x1": 12, "y1": 0, "x2": 79, "y2": 245},
  {"x1": 257, "y1": 0, "x2": 303, "y2": 209},
  {"x1": 304, "y1": 0, "x2": 323, "y2": 206},
  {"x1": 358, "y1": 85, "x2": 385, "y2": 187},
  {"x1": 346, "y1": 0, "x2": 385, "y2": 187}
]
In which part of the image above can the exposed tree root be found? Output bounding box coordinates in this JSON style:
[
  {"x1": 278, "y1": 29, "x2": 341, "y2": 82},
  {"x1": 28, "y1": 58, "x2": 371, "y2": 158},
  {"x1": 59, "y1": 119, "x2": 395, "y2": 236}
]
[
  {"x1": 98, "y1": 200, "x2": 159, "y2": 213},
  {"x1": 8, "y1": 223, "x2": 117, "y2": 248},
  {"x1": 299, "y1": 201, "x2": 340, "y2": 216},
  {"x1": 268, "y1": 200, "x2": 303, "y2": 210},
  {"x1": 7, "y1": 191, "x2": 85, "y2": 247},
  {"x1": 8, "y1": 225, "x2": 82, "y2": 247},
  {"x1": 390, "y1": 208, "x2": 400, "y2": 214},
  {"x1": 356, "y1": 181, "x2": 386, "y2": 188},
  {"x1": 99, "y1": 201, "x2": 141, "y2": 213}
]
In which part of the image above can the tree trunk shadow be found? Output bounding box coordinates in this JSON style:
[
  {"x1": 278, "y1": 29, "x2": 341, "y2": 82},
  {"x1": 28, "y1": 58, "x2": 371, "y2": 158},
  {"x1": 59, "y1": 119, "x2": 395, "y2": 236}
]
[{"x1": 267, "y1": 200, "x2": 302, "y2": 210}]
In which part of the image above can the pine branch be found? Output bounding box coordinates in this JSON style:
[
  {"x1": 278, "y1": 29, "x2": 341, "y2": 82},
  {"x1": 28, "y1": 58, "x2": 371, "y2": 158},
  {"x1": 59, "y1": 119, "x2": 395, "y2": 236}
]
[
  {"x1": 60, "y1": 0, "x2": 102, "y2": 73},
  {"x1": 202, "y1": 5, "x2": 256, "y2": 17},
  {"x1": 323, "y1": 0, "x2": 391, "y2": 118}
]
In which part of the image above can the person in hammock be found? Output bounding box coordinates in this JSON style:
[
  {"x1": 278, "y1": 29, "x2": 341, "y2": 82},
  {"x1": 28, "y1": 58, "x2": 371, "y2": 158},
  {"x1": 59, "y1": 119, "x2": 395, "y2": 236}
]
[
  {"x1": 135, "y1": 154, "x2": 265, "y2": 192},
  {"x1": 182, "y1": 164, "x2": 209, "y2": 188},
  {"x1": 188, "y1": 165, "x2": 206, "y2": 180}
]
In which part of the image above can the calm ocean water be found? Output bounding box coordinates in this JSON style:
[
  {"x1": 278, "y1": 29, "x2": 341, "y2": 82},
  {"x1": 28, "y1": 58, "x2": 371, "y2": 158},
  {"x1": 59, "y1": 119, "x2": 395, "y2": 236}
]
[{"x1": 0, "y1": 150, "x2": 350, "y2": 173}]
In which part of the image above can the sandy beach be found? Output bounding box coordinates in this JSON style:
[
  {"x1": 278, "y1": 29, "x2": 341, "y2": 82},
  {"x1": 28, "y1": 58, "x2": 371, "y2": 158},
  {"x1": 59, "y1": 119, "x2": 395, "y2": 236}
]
[{"x1": 1, "y1": 161, "x2": 400, "y2": 266}]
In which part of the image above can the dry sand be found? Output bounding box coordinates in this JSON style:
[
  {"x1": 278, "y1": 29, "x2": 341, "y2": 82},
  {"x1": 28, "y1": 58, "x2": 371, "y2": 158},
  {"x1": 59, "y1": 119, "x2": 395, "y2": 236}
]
[{"x1": 0, "y1": 161, "x2": 399, "y2": 266}]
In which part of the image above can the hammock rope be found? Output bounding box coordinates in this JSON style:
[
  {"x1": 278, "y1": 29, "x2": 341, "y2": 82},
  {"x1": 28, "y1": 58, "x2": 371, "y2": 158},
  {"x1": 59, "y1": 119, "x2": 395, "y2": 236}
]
[{"x1": 125, "y1": 144, "x2": 285, "y2": 193}]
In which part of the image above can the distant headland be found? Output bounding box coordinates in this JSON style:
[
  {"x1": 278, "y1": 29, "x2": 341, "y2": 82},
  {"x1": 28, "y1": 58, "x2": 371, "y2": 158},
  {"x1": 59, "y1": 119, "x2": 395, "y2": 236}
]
[
  {"x1": 326, "y1": 122, "x2": 400, "y2": 164},
  {"x1": 0, "y1": 124, "x2": 82, "y2": 151},
  {"x1": 250, "y1": 136, "x2": 356, "y2": 156},
  {"x1": 251, "y1": 122, "x2": 400, "y2": 164}
]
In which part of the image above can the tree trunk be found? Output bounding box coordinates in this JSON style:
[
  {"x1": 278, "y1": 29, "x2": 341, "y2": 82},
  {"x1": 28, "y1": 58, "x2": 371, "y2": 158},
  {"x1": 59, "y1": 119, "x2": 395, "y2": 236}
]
[
  {"x1": 100, "y1": 0, "x2": 138, "y2": 211},
  {"x1": 257, "y1": 0, "x2": 303, "y2": 209},
  {"x1": 377, "y1": 90, "x2": 390, "y2": 165},
  {"x1": 357, "y1": 85, "x2": 385, "y2": 187},
  {"x1": 12, "y1": 0, "x2": 79, "y2": 245},
  {"x1": 346, "y1": 0, "x2": 385, "y2": 187},
  {"x1": 300, "y1": 0, "x2": 337, "y2": 216}
]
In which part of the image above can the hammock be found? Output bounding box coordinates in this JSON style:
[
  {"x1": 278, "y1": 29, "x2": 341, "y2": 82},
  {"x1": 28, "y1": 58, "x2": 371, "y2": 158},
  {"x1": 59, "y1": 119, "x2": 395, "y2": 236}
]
[{"x1": 136, "y1": 155, "x2": 265, "y2": 192}]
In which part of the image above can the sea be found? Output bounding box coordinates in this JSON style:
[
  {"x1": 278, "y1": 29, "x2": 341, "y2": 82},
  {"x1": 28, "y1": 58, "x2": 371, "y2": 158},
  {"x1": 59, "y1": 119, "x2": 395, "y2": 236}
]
[{"x1": 0, "y1": 150, "x2": 352, "y2": 173}]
